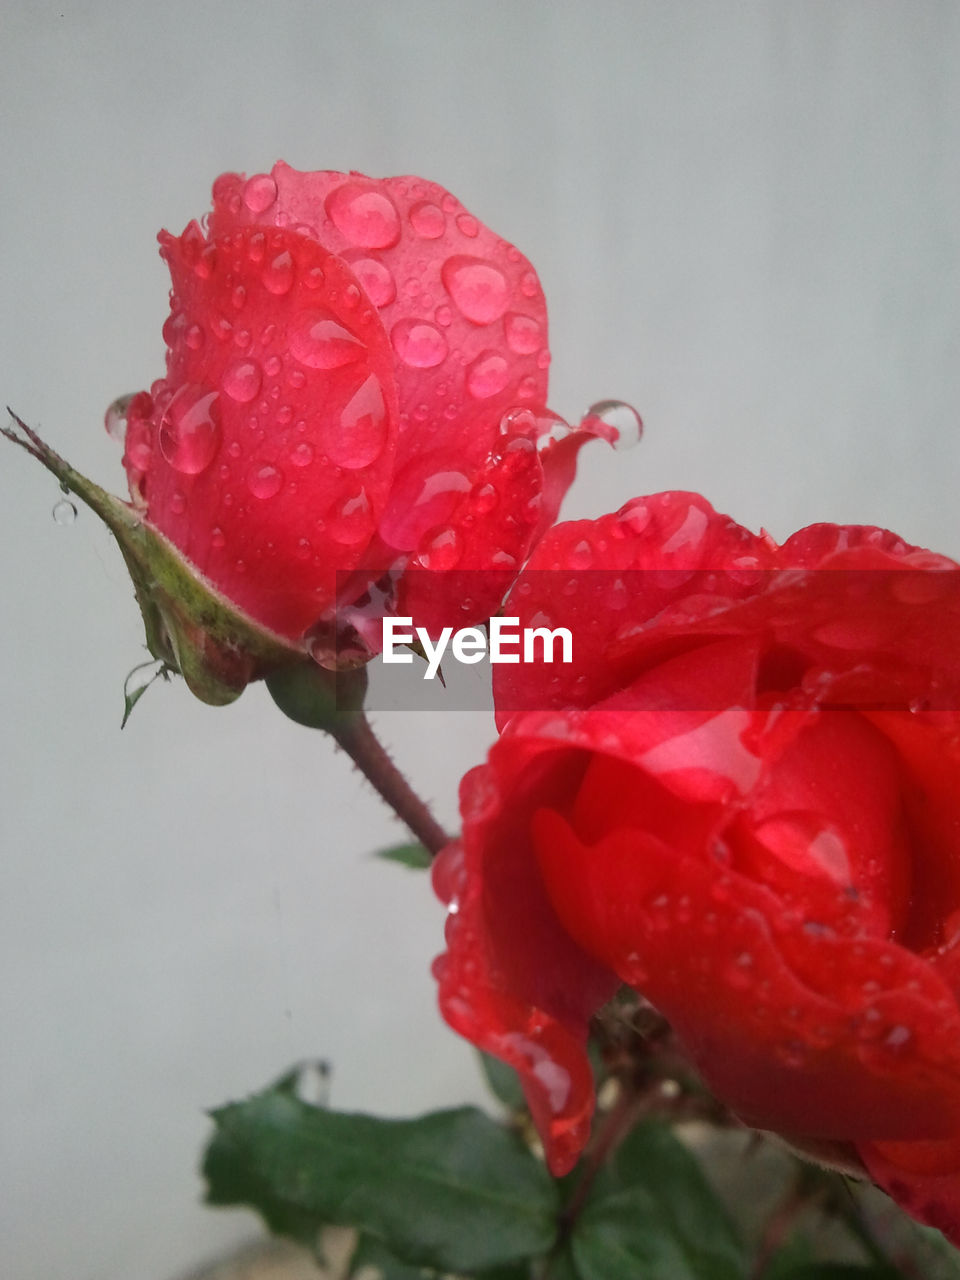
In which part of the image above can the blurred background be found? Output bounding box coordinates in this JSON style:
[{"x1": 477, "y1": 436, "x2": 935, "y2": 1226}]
[{"x1": 2, "y1": 3, "x2": 958, "y2": 1277}]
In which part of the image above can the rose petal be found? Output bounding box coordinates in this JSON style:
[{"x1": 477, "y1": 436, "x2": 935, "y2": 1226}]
[
  {"x1": 211, "y1": 164, "x2": 551, "y2": 477},
  {"x1": 125, "y1": 223, "x2": 399, "y2": 641},
  {"x1": 433, "y1": 745, "x2": 619, "y2": 1176}
]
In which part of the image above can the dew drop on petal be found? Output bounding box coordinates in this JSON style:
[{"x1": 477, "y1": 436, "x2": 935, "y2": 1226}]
[
  {"x1": 409, "y1": 201, "x2": 445, "y2": 238},
  {"x1": 185, "y1": 324, "x2": 205, "y2": 351},
  {"x1": 456, "y1": 213, "x2": 479, "y2": 238},
  {"x1": 467, "y1": 351, "x2": 510, "y2": 399},
  {"x1": 569, "y1": 540, "x2": 594, "y2": 570},
  {"x1": 262, "y1": 250, "x2": 294, "y2": 295},
  {"x1": 247, "y1": 463, "x2": 283, "y2": 500},
  {"x1": 325, "y1": 183, "x2": 401, "y2": 248},
  {"x1": 391, "y1": 319, "x2": 448, "y2": 368},
  {"x1": 519, "y1": 270, "x2": 539, "y2": 298},
  {"x1": 291, "y1": 312, "x2": 366, "y2": 369},
  {"x1": 441, "y1": 256, "x2": 510, "y2": 324},
  {"x1": 583, "y1": 399, "x2": 644, "y2": 450},
  {"x1": 471, "y1": 481, "x2": 499, "y2": 513},
  {"x1": 330, "y1": 374, "x2": 387, "y2": 469},
  {"x1": 504, "y1": 312, "x2": 542, "y2": 354},
  {"x1": 289, "y1": 441, "x2": 314, "y2": 467},
  {"x1": 158, "y1": 385, "x2": 222, "y2": 474},
  {"x1": 418, "y1": 525, "x2": 463, "y2": 570},
  {"x1": 211, "y1": 527, "x2": 226, "y2": 549},
  {"x1": 222, "y1": 358, "x2": 263, "y2": 404},
  {"x1": 243, "y1": 173, "x2": 278, "y2": 213},
  {"x1": 329, "y1": 487, "x2": 373, "y2": 544},
  {"x1": 348, "y1": 257, "x2": 396, "y2": 307}
]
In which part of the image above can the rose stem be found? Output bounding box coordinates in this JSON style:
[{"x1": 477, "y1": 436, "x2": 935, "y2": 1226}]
[{"x1": 332, "y1": 714, "x2": 451, "y2": 856}]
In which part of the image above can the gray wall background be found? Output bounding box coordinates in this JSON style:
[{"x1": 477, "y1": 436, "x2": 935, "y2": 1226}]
[{"x1": 2, "y1": 3, "x2": 958, "y2": 1277}]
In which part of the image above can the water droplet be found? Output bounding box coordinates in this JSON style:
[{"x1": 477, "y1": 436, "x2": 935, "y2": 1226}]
[
  {"x1": 230, "y1": 284, "x2": 247, "y2": 311},
  {"x1": 471, "y1": 482, "x2": 498, "y2": 513},
  {"x1": 752, "y1": 813, "x2": 852, "y2": 887},
  {"x1": 291, "y1": 312, "x2": 366, "y2": 369},
  {"x1": 441, "y1": 256, "x2": 510, "y2": 324},
  {"x1": 347, "y1": 257, "x2": 395, "y2": 307},
  {"x1": 418, "y1": 526, "x2": 463, "y2": 570},
  {"x1": 883, "y1": 1024, "x2": 913, "y2": 1050},
  {"x1": 517, "y1": 375, "x2": 538, "y2": 399},
  {"x1": 289, "y1": 441, "x2": 314, "y2": 467},
  {"x1": 247, "y1": 463, "x2": 283, "y2": 500},
  {"x1": 583, "y1": 399, "x2": 644, "y2": 450},
  {"x1": 222, "y1": 358, "x2": 263, "y2": 404},
  {"x1": 329, "y1": 487, "x2": 373, "y2": 544},
  {"x1": 519, "y1": 270, "x2": 539, "y2": 298},
  {"x1": 262, "y1": 250, "x2": 294, "y2": 295},
  {"x1": 104, "y1": 394, "x2": 134, "y2": 443},
  {"x1": 325, "y1": 182, "x2": 401, "y2": 248},
  {"x1": 456, "y1": 213, "x2": 479, "y2": 238},
  {"x1": 568, "y1": 540, "x2": 593, "y2": 570},
  {"x1": 243, "y1": 173, "x2": 278, "y2": 213},
  {"x1": 504, "y1": 312, "x2": 542, "y2": 354},
  {"x1": 467, "y1": 351, "x2": 510, "y2": 399},
  {"x1": 330, "y1": 374, "x2": 388, "y2": 469},
  {"x1": 247, "y1": 232, "x2": 266, "y2": 263},
  {"x1": 434, "y1": 304, "x2": 453, "y2": 328},
  {"x1": 391, "y1": 319, "x2": 448, "y2": 368},
  {"x1": 185, "y1": 323, "x2": 205, "y2": 351},
  {"x1": 170, "y1": 491, "x2": 186, "y2": 515},
  {"x1": 52, "y1": 498, "x2": 77, "y2": 525},
  {"x1": 618, "y1": 497, "x2": 651, "y2": 535},
  {"x1": 379, "y1": 461, "x2": 471, "y2": 549},
  {"x1": 409, "y1": 201, "x2": 445, "y2": 238},
  {"x1": 158, "y1": 385, "x2": 222, "y2": 474},
  {"x1": 211, "y1": 527, "x2": 226, "y2": 550},
  {"x1": 499, "y1": 407, "x2": 538, "y2": 437}
]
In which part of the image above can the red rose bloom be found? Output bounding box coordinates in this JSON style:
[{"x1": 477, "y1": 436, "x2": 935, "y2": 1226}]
[
  {"x1": 433, "y1": 491, "x2": 960, "y2": 1243},
  {"x1": 120, "y1": 163, "x2": 606, "y2": 653}
]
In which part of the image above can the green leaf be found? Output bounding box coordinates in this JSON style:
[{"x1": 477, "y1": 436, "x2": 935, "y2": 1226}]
[
  {"x1": 569, "y1": 1121, "x2": 747, "y2": 1280},
  {"x1": 349, "y1": 1234, "x2": 434, "y2": 1278},
  {"x1": 478, "y1": 1051, "x2": 528, "y2": 1114},
  {"x1": 203, "y1": 1078, "x2": 559, "y2": 1273},
  {"x1": 376, "y1": 842, "x2": 432, "y2": 870},
  {"x1": 764, "y1": 1268, "x2": 904, "y2": 1279}
]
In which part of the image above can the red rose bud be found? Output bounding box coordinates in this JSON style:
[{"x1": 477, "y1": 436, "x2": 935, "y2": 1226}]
[
  {"x1": 119, "y1": 163, "x2": 614, "y2": 662},
  {"x1": 432, "y1": 491, "x2": 960, "y2": 1244}
]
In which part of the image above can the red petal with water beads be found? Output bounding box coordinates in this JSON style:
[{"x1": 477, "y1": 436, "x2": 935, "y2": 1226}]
[
  {"x1": 123, "y1": 222, "x2": 399, "y2": 641},
  {"x1": 209, "y1": 164, "x2": 552, "y2": 474},
  {"x1": 432, "y1": 742, "x2": 620, "y2": 1177},
  {"x1": 437, "y1": 492, "x2": 960, "y2": 1242},
  {"x1": 122, "y1": 164, "x2": 611, "y2": 646}
]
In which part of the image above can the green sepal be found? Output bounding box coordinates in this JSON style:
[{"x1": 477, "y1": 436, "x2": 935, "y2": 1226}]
[
  {"x1": 266, "y1": 659, "x2": 368, "y2": 732},
  {"x1": 3, "y1": 412, "x2": 303, "y2": 705}
]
